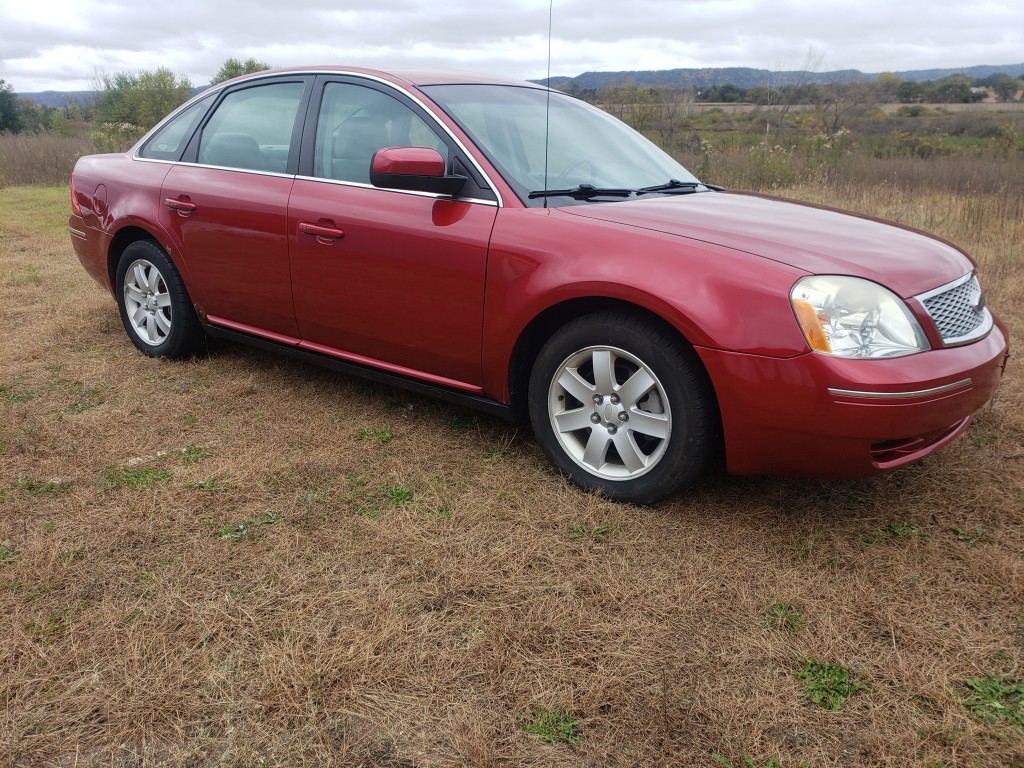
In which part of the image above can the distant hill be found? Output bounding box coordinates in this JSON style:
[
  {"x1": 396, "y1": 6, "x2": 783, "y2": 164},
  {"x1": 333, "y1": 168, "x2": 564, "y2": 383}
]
[
  {"x1": 17, "y1": 64, "x2": 1024, "y2": 105},
  {"x1": 533, "y1": 63, "x2": 1024, "y2": 90},
  {"x1": 18, "y1": 86, "x2": 209, "y2": 108}
]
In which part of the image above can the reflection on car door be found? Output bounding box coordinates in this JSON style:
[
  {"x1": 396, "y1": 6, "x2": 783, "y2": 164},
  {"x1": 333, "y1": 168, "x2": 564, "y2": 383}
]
[
  {"x1": 161, "y1": 80, "x2": 306, "y2": 340},
  {"x1": 288, "y1": 80, "x2": 497, "y2": 389}
]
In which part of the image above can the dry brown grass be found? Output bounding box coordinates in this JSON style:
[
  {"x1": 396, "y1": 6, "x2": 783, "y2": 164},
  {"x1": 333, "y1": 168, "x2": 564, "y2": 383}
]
[{"x1": 1, "y1": 183, "x2": 1022, "y2": 768}]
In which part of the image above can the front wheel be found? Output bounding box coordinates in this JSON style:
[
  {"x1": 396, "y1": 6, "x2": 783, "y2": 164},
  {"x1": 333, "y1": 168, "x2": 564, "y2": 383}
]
[
  {"x1": 528, "y1": 312, "x2": 716, "y2": 504},
  {"x1": 115, "y1": 240, "x2": 204, "y2": 358}
]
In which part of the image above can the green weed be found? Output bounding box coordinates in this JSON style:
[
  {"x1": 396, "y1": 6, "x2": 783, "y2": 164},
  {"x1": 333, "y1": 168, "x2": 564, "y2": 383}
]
[
  {"x1": 423, "y1": 504, "x2": 453, "y2": 518},
  {"x1": 798, "y1": 659, "x2": 869, "y2": 711},
  {"x1": 483, "y1": 444, "x2": 515, "y2": 461},
  {"x1": 1, "y1": 474, "x2": 72, "y2": 500},
  {"x1": 860, "y1": 521, "x2": 927, "y2": 544},
  {"x1": 766, "y1": 601, "x2": 805, "y2": 634},
  {"x1": 568, "y1": 522, "x2": 614, "y2": 543},
  {"x1": 100, "y1": 466, "x2": 172, "y2": 491},
  {"x1": 355, "y1": 426, "x2": 395, "y2": 445},
  {"x1": 27, "y1": 606, "x2": 76, "y2": 638},
  {"x1": 59, "y1": 548, "x2": 86, "y2": 564},
  {"x1": 218, "y1": 510, "x2": 282, "y2": 542},
  {"x1": 951, "y1": 526, "x2": 993, "y2": 546},
  {"x1": 0, "y1": 539, "x2": 22, "y2": 566},
  {"x1": 382, "y1": 485, "x2": 413, "y2": 505},
  {"x1": 1, "y1": 579, "x2": 25, "y2": 593},
  {"x1": 959, "y1": 672, "x2": 1024, "y2": 731},
  {"x1": 68, "y1": 386, "x2": 103, "y2": 413},
  {"x1": 180, "y1": 445, "x2": 210, "y2": 464},
  {"x1": 442, "y1": 414, "x2": 477, "y2": 430},
  {"x1": 712, "y1": 755, "x2": 793, "y2": 768},
  {"x1": 0, "y1": 384, "x2": 38, "y2": 403},
  {"x1": 517, "y1": 704, "x2": 580, "y2": 746},
  {"x1": 187, "y1": 477, "x2": 230, "y2": 491}
]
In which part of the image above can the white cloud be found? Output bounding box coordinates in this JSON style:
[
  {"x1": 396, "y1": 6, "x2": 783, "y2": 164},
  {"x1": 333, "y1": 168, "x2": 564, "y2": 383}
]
[{"x1": 1, "y1": 0, "x2": 1021, "y2": 92}]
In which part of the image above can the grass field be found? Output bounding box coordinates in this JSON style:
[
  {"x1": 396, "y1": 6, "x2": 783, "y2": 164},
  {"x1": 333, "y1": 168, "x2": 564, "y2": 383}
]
[{"x1": 1, "y1": 182, "x2": 1022, "y2": 767}]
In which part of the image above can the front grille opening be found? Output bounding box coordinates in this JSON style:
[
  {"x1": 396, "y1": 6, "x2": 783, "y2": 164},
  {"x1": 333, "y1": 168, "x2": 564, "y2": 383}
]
[{"x1": 919, "y1": 274, "x2": 991, "y2": 346}]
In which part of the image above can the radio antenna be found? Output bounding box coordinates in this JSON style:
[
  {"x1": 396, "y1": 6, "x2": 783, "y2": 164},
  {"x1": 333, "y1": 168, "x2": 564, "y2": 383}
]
[{"x1": 542, "y1": 0, "x2": 553, "y2": 208}]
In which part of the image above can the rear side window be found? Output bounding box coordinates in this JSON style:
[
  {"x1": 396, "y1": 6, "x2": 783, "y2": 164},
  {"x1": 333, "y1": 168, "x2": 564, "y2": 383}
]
[
  {"x1": 138, "y1": 94, "x2": 214, "y2": 161},
  {"x1": 198, "y1": 82, "x2": 305, "y2": 173}
]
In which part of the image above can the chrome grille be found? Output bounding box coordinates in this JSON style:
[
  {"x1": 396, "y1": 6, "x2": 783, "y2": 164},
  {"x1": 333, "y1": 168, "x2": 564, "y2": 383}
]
[{"x1": 916, "y1": 272, "x2": 992, "y2": 347}]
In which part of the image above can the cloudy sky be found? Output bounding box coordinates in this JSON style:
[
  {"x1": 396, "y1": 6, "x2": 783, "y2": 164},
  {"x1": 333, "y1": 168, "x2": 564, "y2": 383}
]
[{"x1": 2, "y1": 0, "x2": 1022, "y2": 92}]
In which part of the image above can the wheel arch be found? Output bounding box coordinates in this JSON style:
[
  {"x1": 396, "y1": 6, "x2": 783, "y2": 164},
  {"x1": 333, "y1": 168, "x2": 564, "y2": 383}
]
[
  {"x1": 107, "y1": 226, "x2": 165, "y2": 290},
  {"x1": 507, "y1": 297, "x2": 722, "y2": 439}
]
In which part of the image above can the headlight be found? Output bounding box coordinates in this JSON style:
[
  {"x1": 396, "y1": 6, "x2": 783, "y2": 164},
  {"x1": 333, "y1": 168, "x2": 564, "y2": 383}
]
[{"x1": 790, "y1": 276, "x2": 928, "y2": 358}]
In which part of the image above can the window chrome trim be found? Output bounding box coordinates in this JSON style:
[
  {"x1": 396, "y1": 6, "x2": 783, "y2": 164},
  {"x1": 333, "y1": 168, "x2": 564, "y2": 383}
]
[
  {"x1": 131, "y1": 70, "x2": 505, "y2": 207},
  {"x1": 168, "y1": 162, "x2": 297, "y2": 179},
  {"x1": 302, "y1": 70, "x2": 504, "y2": 207},
  {"x1": 828, "y1": 378, "x2": 973, "y2": 400},
  {"x1": 293, "y1": 174, "x2": 498, "y2": 206},
  {"x1": 131, "y1": 85, "x2": 227, "y2": 160}
]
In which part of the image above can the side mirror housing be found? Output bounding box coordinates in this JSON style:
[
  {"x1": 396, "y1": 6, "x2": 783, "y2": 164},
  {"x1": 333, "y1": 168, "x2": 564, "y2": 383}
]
[{"x1": 370, "y1": 147, "x2": 467, "y2": 196}]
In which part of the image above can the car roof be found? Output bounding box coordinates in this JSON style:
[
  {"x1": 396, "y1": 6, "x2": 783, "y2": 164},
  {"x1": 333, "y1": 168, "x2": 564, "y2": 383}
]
[{"x1": 220, "y1": 65, "x2": 547, "y2": 90}]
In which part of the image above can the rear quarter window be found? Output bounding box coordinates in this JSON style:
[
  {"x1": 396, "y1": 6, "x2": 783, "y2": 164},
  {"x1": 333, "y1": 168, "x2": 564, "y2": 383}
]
[{"x1": 138, "y1": 94, "x2": 215, "y2": 161}]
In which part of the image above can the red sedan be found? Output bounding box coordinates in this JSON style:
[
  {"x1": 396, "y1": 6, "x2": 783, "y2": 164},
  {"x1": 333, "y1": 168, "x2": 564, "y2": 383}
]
[{"x1": 69, "y1": 67, "x2": 1010, "y2": 503}]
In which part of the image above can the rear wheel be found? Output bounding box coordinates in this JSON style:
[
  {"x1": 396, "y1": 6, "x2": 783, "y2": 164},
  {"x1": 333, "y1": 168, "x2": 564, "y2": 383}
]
[
  {"x1": 115, "y1": 240, "x2": 204, "y2": 358},
  {"x1": 528, "y1": 312, "x2": 715, "y2": 504}
]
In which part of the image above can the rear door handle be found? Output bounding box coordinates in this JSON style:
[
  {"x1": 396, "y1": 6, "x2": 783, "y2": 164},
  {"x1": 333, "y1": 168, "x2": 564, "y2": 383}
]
[
  {"x1": 164, "y1": 197, "x2": 197, "y2": 215},
  {"x1": 299, "y1": 222, "x2": 345, "y2": 243}
]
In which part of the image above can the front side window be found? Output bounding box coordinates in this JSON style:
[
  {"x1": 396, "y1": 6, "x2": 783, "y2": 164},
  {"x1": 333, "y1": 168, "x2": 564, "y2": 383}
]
[
  {"x1": 314, "y1": 82, "x2": 448, "y2": 184},
  {"x1": 423, "y1": 84, "x2": 700, "y2": 205},
  {"x1": 139, "y1": 94, "x2": 214, "y2": 161},
  {"x1": 198, "y1": 82, "x2": 304, "y2": 172}
]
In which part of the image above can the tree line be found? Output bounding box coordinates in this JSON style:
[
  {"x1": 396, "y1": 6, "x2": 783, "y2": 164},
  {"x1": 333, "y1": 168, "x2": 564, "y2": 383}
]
[
  {"x1": 1, "y1": 63, "x2": 1021, "y2": 141},
  {"x1": 0, "y1": 58, "x2": 268, "y2": 139},
  {"x1": 565, "y1": 72, "x2": 1023, "y2": 106}
]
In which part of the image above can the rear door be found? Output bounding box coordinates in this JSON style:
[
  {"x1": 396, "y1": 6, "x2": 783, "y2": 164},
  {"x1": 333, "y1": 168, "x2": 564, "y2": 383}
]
[
  {"x1": 161, "y1": 77, "x2": 310, "y2": 340},
  {"x1": 287, "y1": 77, "x2": 498, "y2": 389}
]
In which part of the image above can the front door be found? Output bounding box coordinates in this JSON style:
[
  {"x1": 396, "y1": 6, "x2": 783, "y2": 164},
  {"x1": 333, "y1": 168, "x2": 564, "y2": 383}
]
[{"x1": 288, "y1": 80, "x2": 497, "y2": 388}]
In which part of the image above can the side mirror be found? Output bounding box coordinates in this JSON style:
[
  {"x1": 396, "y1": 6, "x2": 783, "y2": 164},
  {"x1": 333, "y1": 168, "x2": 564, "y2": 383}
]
[{"x1": 370, "y1": 147, "x2": 467, "y2": 196}]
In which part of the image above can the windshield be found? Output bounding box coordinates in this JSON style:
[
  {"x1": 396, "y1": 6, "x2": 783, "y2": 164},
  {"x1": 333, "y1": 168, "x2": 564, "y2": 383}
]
[{"x1": 421, "y1": 84, "x2": 701, "y2": 206}]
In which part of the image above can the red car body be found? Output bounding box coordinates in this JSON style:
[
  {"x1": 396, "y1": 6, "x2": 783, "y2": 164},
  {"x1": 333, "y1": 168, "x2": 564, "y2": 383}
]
[{"x1": 69, "y1": 66, "x2": 1010, "y2": 500}]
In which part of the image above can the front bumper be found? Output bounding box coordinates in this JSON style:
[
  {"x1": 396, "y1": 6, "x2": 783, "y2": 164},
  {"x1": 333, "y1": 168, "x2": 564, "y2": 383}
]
[{"x1": 698, "y1": 318, "x2": 1010, "y2": 478}]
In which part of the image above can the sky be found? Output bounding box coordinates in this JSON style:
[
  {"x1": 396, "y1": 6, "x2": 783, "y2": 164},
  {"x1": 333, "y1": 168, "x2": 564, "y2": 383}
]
[{"x1": 2, "y1": 0, "x2": 1022, "y2": 93}]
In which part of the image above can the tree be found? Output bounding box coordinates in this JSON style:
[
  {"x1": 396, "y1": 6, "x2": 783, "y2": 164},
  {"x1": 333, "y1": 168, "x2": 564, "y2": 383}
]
[
  {"x1": 94, "y1": 67, "x2": 194, "y2": 131},
  {"x1": 211, "y1": 57, "x2": 271, "y2": 85},
  {"x1": 897, "y1": 80, "x2": 925, "y2": 103},
  {"x1": 811, "y1": 81, "x2": 875, "y2": 135},
  {"x1": 0, "y1": 79, "x2": 23, "y2": 133},
  {"x1": 654, "y1": 86, "x2": 695, "y2": 149},
  {"x1": 928, "y1": 74, "x2": 983, "y2": 104},
  {"x1": 988, "y1": 73, "x2": 1019, "y2": 102},
  {"x1": 875, "y1": 72, "x2": 902, "y2": 103}
]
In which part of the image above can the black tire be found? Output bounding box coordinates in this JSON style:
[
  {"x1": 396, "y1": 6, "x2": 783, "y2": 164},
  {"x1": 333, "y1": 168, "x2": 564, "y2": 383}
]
[
  {"x1": 528, "y1": 311, "x2": 715, "y2": 504},
  {"x1": 115, "y1": 240, "x2": 204, "y2": 358}
]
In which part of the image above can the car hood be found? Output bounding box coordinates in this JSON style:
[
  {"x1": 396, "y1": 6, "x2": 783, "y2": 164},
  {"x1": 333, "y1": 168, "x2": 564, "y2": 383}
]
[{"x1": 560, "y1": 191, "x2": 972, "y2": 298}]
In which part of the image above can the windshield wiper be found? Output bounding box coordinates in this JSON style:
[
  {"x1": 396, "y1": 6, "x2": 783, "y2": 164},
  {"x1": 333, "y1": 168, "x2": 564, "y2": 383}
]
[
  {"x1": 529, "y1": 184, "x2": 633, "y2": 200},
  {"x1": 635, "y1": 179, "x2": 701, "y2": 195}
]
